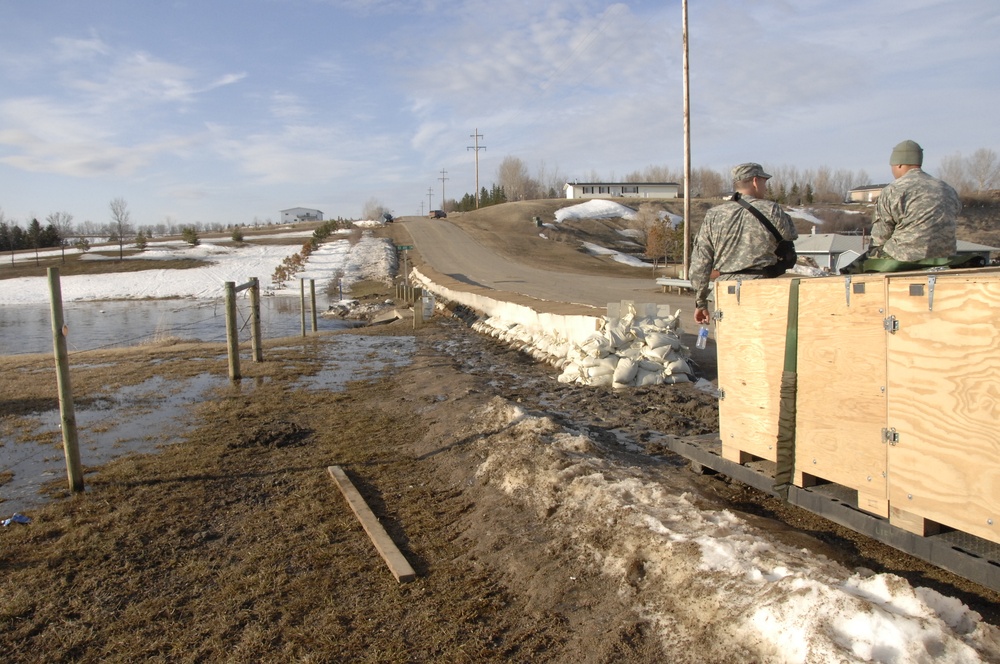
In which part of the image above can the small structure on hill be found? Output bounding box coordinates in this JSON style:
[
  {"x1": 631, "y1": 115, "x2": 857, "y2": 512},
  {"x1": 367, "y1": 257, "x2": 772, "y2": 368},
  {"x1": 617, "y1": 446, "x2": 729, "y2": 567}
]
[
  {"x1": 564, "y1": 182, "x2": 680, "y2": 200},
  {"x1": 281, "y1": 207, "x2": 324, "y2": 223},
  {"x1": 847, "y1": 185, "x2": 889, "y2": 203}
]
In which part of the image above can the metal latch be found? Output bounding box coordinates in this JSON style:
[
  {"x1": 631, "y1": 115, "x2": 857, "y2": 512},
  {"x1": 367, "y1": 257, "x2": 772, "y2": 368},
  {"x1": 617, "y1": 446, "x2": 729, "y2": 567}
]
[
  {"x1": 717, "y1": 388, "x2": 726, "y2": 400},
  {"x1": 882, "y1": 427, "x2": 899, "y2": 445},
  {"x1": 712, "y1": 310, "x2": 723, "y2": 321},
  {"x1": 883, "y1": 315, "x2": 899, "y2": 334}
]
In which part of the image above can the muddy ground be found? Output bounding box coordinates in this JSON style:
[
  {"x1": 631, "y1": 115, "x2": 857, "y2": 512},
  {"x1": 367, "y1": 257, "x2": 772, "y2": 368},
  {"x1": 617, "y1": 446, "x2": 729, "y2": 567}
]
[{"x1": 1, "y1": 292, "x2": 998, "y2": 662}]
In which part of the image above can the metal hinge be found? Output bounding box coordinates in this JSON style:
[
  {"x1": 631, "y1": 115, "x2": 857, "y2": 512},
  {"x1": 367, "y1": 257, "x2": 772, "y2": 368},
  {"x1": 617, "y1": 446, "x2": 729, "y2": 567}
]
[
  {"x1": 712, "y1": 310, "x2": 723, "y2": 322},
  {"x1": 882, "y1": 427, "x2": 899, "y2": 445},
  {"x1": 717, "y1": 388, "x2": 726, "y2": 400},
  {"x1": 883, "y1": 315, "x2": 899, "y2": 334}
]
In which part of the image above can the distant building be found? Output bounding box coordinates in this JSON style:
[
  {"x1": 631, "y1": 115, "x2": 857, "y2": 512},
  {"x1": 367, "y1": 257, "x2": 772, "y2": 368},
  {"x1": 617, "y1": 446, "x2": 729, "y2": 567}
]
[
  {"x1": 281, "y1": 207, "x2": 324, "y2": 223},
  {"x1": 847, "y1": 185, "x2": 889, "y2": 203},
  {"x1": 795, "y1": 231, "x2": 998, "y2": 273},
  {"x1": 564, "y1": 182, "x2": 680, "y2": 200}
]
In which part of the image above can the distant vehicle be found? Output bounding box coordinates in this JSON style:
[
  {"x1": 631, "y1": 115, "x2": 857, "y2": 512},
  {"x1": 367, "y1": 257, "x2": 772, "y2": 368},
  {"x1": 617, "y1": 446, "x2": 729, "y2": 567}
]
[
  {"x1": 381, "y1": 212, "x2": 394, "y2": 223},
  {"x1": 429, "y1": 210, "x2": 447, "y2": 219}
]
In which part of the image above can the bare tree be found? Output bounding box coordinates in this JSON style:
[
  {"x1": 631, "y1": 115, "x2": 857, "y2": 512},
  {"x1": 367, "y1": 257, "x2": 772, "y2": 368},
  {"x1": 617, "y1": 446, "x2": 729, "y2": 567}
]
[
  {"x1": 966, "y1": 148, "x2": 1000, "y2": 193},
  {"x1": 46, "y1": 211, "x2": 74, "y2": 261},
  {"x1": 109, "y1": 197, "x2": 133, "y2": 260},
  {"x1": 497, "y1": 155, "x2": 541, "y2": 201},
  {"x1": 362, "y1": 198, "x2": 391, "y2": 221},
  {"x1": 937, "y1": 152, "x2": 970, "y2": 195}
]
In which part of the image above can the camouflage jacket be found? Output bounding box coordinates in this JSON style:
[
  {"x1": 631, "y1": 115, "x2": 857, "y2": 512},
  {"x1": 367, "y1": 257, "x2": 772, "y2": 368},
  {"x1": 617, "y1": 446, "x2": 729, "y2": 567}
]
[
  {"x1": 690, "y1": 196, "x2": 797, "y2": 309},
  {"x1": 870, "y1": 168, "x2": 961, "y2": 261}
]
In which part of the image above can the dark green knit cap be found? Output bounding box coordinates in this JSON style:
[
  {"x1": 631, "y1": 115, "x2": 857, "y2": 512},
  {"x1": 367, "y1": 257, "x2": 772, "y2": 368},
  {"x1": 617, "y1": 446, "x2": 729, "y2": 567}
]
[{"x1": 890, "y1": 140, "x2": 923, "y2": 166}]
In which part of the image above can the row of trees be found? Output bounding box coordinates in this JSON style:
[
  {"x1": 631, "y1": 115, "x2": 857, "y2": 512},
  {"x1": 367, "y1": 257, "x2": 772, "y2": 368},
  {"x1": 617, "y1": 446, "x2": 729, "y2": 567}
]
[
  {"x1": 0, "y1": 197, "x2": 209, "y2": 262},
  {"x1": 937, "y1": 148, "x2": 1000, "y2": 195},
  {"x1": 449, "y1": 148, "x2": 997, "y2": 213}
]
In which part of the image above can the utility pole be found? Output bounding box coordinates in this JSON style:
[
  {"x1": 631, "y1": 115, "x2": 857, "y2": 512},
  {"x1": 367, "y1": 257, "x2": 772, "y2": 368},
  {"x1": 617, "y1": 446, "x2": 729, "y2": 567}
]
[
  {"x1": 467, "y1": 129, "x2": 486, "y2": 208},
  {"x1": 427, "y1": 187, "x2": 433, "y2": 213},
  {"x1": 419, "y1": 201, "x2": 425, "y2": 216},
  {"x1": 682, "y1": 0, "x2": 692, "y2": 279},
  {"x1": 438, "y1": 169, "x2": 449, "y2": 211}
]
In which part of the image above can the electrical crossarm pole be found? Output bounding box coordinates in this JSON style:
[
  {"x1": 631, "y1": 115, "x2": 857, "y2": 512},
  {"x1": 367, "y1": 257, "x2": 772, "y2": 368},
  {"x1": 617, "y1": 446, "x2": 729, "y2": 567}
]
[
  {"x1": 467, "y1": 129, "x2": 486, "y2": 208},
  {"x1": 438, "y1": 169, "x2": 449, "y2": 212}
]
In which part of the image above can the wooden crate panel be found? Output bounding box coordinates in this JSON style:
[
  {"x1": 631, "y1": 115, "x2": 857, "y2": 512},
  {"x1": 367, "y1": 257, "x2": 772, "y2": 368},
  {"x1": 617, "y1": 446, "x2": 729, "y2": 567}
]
[
  {"x1": 795, "y1": 274, "x2": 889, "y2": 515},
  {"x1": 885, "y1": 272, "x2": 1000, "y2": 544},
  {"x1": 715, "y1": 278, "x2": 792, "y2": 463}
]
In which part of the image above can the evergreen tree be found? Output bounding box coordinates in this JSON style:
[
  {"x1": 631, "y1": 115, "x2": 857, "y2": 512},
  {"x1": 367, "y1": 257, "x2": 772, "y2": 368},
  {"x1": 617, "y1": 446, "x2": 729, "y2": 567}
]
[
  {"x1": 182, "y1": 226, "x2": 200, "y2": 246},
  {"x1": 135, "y1": 229, "x2": 148, "y2": 251}
]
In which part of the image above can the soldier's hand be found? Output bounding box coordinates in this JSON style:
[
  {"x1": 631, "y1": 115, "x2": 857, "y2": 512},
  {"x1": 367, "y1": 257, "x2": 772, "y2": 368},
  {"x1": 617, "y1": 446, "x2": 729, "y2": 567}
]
[{"x1": 694, "y1": 307, "x2": 710, "y2": 324}]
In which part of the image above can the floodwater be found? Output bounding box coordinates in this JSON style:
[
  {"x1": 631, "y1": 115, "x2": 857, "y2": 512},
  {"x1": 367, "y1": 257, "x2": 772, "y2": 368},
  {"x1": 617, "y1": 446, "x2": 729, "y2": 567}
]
[
  {"x1": 0, "y1": 335, "x2": 415, "y2": 516},
  {"x1": 0, "y1": 295, "x2": 357, "y2": 356}
]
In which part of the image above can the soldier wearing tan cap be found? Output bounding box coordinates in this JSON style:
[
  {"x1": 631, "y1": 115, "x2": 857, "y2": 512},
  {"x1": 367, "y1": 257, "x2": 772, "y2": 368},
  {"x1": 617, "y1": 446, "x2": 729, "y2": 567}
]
[{"x1": 690, "y1": 163, "x2": 797, "y2": 325}]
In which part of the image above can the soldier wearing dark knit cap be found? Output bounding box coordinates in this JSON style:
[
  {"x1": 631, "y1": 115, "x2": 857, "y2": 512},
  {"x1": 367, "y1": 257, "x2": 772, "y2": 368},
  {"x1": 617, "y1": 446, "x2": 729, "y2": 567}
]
[
  {"x1": 869, "y1": 140, "x2": 961, "y2": 261},
  {"x1": 690, "y1": 162, "x2": 797, "y2": 325}
]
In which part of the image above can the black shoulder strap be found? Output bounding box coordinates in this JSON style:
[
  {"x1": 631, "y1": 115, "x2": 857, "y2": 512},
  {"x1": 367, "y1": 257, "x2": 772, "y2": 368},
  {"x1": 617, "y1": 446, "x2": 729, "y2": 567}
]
[{"x1": 734, "y1": 193, "x2": 783, "y2": 242}]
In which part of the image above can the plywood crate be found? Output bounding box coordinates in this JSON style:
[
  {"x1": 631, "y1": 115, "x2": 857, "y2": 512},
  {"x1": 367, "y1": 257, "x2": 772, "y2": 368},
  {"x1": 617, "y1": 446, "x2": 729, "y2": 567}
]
[
  {"x1": 714, "y1": 277, "x2": 793, "y2": 464},
  {"x1": 795, "y1": 273, "x2": 890, "y2": 517},
  {"x1": 883, "y1": 270, "x2": 1000, "y2": 543}
]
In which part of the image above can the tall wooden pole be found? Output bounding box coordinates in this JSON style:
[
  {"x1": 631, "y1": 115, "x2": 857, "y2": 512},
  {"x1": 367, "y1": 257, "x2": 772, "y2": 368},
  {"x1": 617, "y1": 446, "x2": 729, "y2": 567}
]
[
  {"x1": 309, "y1": 279, "x2": 318, "y2": 332},
  {"x1": 225, "y1": 281, "x2": 241, "y2": 380},
  {"x1": 300, "y1": 278, "x2": 306, "y2": 337},
  {"x1": 682, "y1": 0, "x2": 692, "y2": 280},
  {"x1": 249, "y1": 277, "x2": 263, "y2": 363},
  {"x1": 48, "y1": 268, "x2": 84, "y2": 493}
]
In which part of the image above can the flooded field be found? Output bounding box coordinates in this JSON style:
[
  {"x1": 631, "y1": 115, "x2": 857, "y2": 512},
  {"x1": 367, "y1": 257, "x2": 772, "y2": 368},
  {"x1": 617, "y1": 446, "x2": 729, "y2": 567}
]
[
  {"x1": 0, "y1": 295, "x2": 356, "y2": 356},
  {"x1": 0, "y1": 332, "x2": 413, "y2": 515}
]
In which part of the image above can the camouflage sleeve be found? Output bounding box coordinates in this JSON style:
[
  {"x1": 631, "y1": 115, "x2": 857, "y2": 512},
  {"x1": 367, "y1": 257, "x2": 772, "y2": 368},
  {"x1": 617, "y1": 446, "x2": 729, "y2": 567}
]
[
  {"x1": 689, "y1": 215, "x2": 716, "y2": 310},
  {"x1": 771, "y1": 203, "x2": 798, "y2": 241},
  {"x1": 870, "y1": 185, "x2": 897, "y2": 250}
]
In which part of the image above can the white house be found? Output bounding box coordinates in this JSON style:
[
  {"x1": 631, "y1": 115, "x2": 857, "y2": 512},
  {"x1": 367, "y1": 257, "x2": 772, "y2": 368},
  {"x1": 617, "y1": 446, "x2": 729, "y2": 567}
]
[
  {"x1": 281, "y1": 207, "x2": 324, "y2": 223},
  {"x1": 564, "y1": 182, "x2": 680, "y2": 200},
  {"x1": 847, "y1": 185, "x2": 888, "y2": 203}
]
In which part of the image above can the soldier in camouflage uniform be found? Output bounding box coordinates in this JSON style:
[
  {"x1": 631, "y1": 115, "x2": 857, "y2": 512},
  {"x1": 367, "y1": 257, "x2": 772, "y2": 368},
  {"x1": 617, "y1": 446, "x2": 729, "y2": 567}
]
[
  {"x1": 691, "y1": 163, "x2": 797, "y2": 324},
  {"x1": 869, "y1": 140, "x2": 961, "y2": 261}
]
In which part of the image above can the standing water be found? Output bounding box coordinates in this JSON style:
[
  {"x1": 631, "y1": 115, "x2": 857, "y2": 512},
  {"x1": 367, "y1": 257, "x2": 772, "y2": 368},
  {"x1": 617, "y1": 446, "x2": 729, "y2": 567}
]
[{"x1": 0, "y1": 296, "x2": 357, "y2": 356}]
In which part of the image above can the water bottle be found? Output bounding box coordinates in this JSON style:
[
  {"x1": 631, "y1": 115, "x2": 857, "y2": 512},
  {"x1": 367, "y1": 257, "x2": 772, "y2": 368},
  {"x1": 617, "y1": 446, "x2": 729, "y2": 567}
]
[{"x1": 696, "y1": 325, "x2": 709, "y2": 350}]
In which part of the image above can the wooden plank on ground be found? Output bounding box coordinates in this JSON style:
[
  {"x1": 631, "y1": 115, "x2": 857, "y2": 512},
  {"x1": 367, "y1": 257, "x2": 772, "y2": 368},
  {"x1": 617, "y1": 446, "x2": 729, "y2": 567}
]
[{"x1": 327, "y1": 465, "x2": 416, "y2": 583}]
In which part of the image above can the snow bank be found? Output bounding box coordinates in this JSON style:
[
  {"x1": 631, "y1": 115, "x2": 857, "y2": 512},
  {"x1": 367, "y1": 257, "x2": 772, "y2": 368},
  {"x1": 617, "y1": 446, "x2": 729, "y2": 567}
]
[
  {"x1": 471, "y1": 398, "x2": 1000, "y2": 663},
  {"x1": 0, "y1": 227, "x2": 395, "y2": 305},
  {"x1": 554, "y1": 200, "x2": 637, "y2": 223}
]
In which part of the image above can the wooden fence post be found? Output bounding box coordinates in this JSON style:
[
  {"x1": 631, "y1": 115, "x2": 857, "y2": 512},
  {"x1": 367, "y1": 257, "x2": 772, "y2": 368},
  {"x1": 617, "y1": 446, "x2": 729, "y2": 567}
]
[
  {"x1": 249, "y1": 277, "x2": 263, "y2": 362},
  {"x1": 225, "y1": 281, "x2": 241, "y2": 380},
  {"x1": 300, "y1": 278, "x2": 306, "y2": 337},
  {"x1": 310, "y1": 279, "x2": 318, "y2": 332},
  {"x1": 47, "y1": 268, "x2": 84, "y2": 493}
]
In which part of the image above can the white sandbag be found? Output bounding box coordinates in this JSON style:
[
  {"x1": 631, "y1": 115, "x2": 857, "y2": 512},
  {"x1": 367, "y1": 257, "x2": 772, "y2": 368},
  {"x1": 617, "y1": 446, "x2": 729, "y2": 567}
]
[
  {"x1": 665, "y1": 358, "x2": 692, "y2": 375},
  {"x1": 645, "y1": 332, "x2": 682, "y2": 350},
  {"x1": 638, "y1": 359, "x2": 664, "y2": 372},
  {"x1": 635, "y1": 368, "x2": 664, "y2": 386},
  {"x1": 612, "y1": 357, "x2": 639, "y2": 385},
  {"x1": 588, "y1": 373, "x2": 614, "y2": 387},
  {"x1": 642, "y1": 345, "x2": 673, "y2": 361}
]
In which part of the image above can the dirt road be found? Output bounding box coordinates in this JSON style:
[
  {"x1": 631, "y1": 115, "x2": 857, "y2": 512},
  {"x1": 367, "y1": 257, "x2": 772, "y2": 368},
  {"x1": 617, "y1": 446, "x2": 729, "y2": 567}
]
[{"x1": 402, "y1": 217, "x2": 692, "y2": 311}]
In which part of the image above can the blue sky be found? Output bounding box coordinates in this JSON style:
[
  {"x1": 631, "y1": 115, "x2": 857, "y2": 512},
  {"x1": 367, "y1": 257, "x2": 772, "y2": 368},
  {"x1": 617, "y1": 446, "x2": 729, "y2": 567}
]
[{"x1": 0, "y1": 0, "x2": 997, "y2": 227}]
